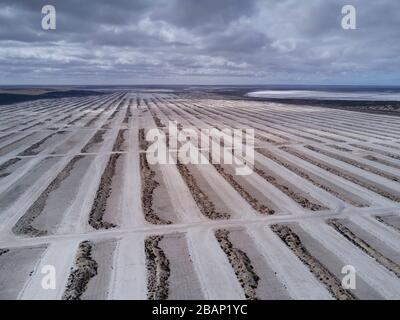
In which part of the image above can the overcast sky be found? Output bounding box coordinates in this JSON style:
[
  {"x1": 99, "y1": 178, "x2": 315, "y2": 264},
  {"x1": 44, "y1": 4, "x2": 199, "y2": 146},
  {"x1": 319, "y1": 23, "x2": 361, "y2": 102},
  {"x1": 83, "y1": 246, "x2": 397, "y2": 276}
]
[{"x1": 0, "y1": 0, "x2": 399, "y2": 85}]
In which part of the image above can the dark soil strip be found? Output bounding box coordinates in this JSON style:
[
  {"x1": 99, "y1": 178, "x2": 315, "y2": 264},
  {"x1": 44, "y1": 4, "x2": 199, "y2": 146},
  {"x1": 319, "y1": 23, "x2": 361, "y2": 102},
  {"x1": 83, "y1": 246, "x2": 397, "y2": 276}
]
[
  {"x1": 68, "y1": 112, "x2": 89, "y2": 125},
  {"x1": 83, "y1": 96, "x2": 122, "y2": 127},
  {"x1": 308, "y1": 133, "x2": 346, "y2": 143},
  {"x1": 56, "y1": 113, "x2": 73, "y2": 123},
  {"x1": 101, "y1": 100, "x2": 126, "y2": 128},
  {"x1": 305, "y1": 145, "x2": 399, "y2": 182},
  {"x1": 139, "y1": 128, "x2": 149, "y2": 151},
  {"x1": 123, "y1": 101, "x2": 132, "y2": 124},
  {"x1": 140, "y1": 154, "x2": 172, "y2": 224},
  {"x1": 68, "y1": 98, "x2": 115, "y2": 125},
  {"x1": 327, "y1": 145, "x2": 353, "y2": 152},
  {"x1": 0, "y1": 132, "x2": 36, "y2": 155},
  {"x1": 219, "y1": 108, "x2": 324, "y2": 143},
  {"x1": 375, "y1": 215, "x2": 400, "y2": 232},
  {"x1": 209, "y1": 105, "x2": 294, "y2": 143},
  {"x1": 194, "y1": 105, "x2": 293, "y2": 143},
  {"x1": 215, "y1": 229, "x2": 259, "y2": 300},
  {"x1": 327, "y1": 218, "x2": 400, "y2": 277},
  {"x1": 81, "y1": 130, "x2": 106, "y2": 153},
  {"x1": 20, "y1": 122, "x2": 44, "y2": 131},
  {"x1": 374, "y1": 143, "x2": 400, "y2": 151},
  {"x1": 211, "y1": 163, "x2": 274, "y2": 215},
  {"x1": 0, "y1": 132, "x2": 14, "y2": 143},
  {"x1": 243, "y1": 110, "x2": 350, "y2": 142},
  {"x1": 85, "y1": 112, "x2": 104, "y2": 127},
  {"x1": 255, "y1": 133, "x2": 280, "y2": 145},
  {"x1": 145, "y1": 235, "x2": 170, "y2": 300},
  {"x1": 0, "y1": 158, "x2": 21, "y2": 178},
  {"x1": 322, "y1": 131, "x2": 367, "y2": 142},
  {"x1": 62, "y1": 241, "x2": 98, "y2": 300},
  {"x1": 254, "y1": 165, "x2": 326, "y2": 211},
  {"x1": 109, "y1": 100, "x2": 124, "y2": 119},
  {"x1": 281, "y1": 146, "x2": 400, "y2": 203},
  {"x1": 18, "y1": 132, "x2": 61, "y2": 156},
  {"x1": 152, "y1": 113, "x2": 166, "y2": 128},
  {"x1": 88, "y1": 154, "x2": 120, "y2": 230},
  {"x1": 257, "y1": 149, "x2": 365, "y2": 207},
  {"x1": 145, "y1": 100, "x2": 166, "y2": 128},
  {"x1": 176, "y1": 162, "x2": 230, "y2": 219},
  {"x1": 364, "y1": 155, "x2": 400, "y2": 170},
  {"x1": 150, "y1": 110, "x2": 165, "y2": 128},
  {"x1": 271, "y1": 224, "x2": 355, "y2": 300},
  {"x1": 12, "y1": 156, "x2": 84, "y2": 237},
  {"x1": 112, "y1": 129, "x2": 126, "y2": 152},
  {"x1": 1, "y1": 124, "x2": 20, "y2": 132},
  {"x1": 351, "y1": 144, "x2": 400, "y2": 160}
]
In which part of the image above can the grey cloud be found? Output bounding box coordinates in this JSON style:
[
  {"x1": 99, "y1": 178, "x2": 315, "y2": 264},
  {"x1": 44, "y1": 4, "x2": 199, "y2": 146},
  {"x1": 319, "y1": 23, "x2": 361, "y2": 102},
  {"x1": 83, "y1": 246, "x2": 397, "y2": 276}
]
[{"x1": 0, "y1": 0, "x2": 399, "y2": 84}]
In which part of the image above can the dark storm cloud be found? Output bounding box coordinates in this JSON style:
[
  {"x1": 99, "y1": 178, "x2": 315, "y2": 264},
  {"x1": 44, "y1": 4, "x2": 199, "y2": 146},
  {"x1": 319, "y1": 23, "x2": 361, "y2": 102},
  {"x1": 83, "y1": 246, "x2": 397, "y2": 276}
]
[
  {"x1": 0, "y1": 0, "x2": 399, "y2": 84},
  {"x1": 150, "y1": 0, "x2": 257, "y2": 31}
]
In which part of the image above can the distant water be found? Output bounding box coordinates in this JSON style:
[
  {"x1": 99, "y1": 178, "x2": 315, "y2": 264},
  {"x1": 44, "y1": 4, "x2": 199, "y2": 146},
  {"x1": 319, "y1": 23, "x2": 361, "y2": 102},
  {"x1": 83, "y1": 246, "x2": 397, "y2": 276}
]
[{"x1": 247, "y1": 88, "x2": 400, "y2": 101}]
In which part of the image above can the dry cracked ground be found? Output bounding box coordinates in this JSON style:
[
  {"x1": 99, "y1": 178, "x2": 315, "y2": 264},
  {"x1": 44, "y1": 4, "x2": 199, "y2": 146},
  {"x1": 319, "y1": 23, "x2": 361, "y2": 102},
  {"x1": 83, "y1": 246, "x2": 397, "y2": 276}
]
[{"x1": 0, "y1": 89, "x2": 399, "y2": 300}]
